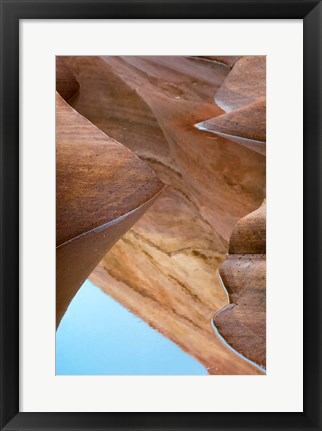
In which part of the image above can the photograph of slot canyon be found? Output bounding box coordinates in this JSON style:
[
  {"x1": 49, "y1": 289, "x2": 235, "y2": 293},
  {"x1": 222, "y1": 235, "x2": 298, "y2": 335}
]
[{"x1": 56, "y1": 55, "x2": 266, "y2": 375}]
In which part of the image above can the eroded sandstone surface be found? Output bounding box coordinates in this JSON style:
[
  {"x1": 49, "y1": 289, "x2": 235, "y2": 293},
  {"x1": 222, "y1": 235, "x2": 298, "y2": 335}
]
[
  {"x1": 56, "y1": 56, "x2": 266, "y2": 374},
  {"x1": 56, "y1": 91, "x2": 164, "y2": 327}
]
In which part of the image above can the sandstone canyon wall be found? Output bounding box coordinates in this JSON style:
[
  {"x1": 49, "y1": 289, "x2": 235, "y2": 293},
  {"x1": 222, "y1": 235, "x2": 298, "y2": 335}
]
[{"x1": 57, "y1": 56, "x2": 266, "y2": 374}]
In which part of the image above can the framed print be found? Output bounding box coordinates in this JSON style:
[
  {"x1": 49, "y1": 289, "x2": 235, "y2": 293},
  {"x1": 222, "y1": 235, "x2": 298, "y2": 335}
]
[{"x1": 0, "y1": 1, "x2": 321, "y2": 430}]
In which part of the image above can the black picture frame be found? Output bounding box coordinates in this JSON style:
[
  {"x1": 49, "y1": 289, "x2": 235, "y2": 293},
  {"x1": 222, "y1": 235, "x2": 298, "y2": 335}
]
[{"x1": 0, "y1": 1, "x2": 321, "y2": 430}]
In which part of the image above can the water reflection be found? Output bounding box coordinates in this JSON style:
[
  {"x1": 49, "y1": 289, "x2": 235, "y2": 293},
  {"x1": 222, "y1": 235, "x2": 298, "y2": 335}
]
[{"x1": 56, "y1": 280, "x2": 207, "y2": 375}]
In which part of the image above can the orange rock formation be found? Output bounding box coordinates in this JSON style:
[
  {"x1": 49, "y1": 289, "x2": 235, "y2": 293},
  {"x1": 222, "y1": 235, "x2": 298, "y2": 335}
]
[
  {"x1": 56, "y1": 91, "x2": 164, "y2": 327},
  {"x1": 57, "y1": 56, "x2": 266, "y2": 373}
]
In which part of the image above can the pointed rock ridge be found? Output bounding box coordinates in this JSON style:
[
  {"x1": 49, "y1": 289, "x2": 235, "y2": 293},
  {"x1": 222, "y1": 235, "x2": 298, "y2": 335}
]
[
  {"x1": 196, "y1": 97, "x2": 266, "y2": 155},
  {"x1": 56, "y1": 56, "x2": 80, "y2": 101},
  {"x1": 56, "y1": 92, "x2": 164, "y2": 327},
  {"x1": 213, "y1": 200, "x2": 266, "y2": 369},
  {"x1": 196, "y1": 56, "x2": 266, "y2": 155}
]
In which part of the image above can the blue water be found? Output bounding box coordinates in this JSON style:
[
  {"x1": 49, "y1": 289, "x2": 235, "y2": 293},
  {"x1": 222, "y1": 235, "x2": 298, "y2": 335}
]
[{"x1": 56, "y1": 280, "x2": 207, "y2": 375}]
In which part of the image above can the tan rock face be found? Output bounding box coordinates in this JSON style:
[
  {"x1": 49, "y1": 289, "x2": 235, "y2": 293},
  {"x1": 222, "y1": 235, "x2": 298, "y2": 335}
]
[
  {"x1": 61, "y1": 56, "x2": 266, "y2": 374},
  {"x1": 56, "y1": 92, "x2": 164, "y2": 327}
]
